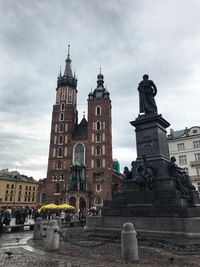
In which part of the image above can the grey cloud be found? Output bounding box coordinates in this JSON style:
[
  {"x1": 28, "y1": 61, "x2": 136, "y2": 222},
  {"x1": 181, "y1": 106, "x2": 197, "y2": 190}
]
[{"x1": 0, "y1": 0, "x2": 200, "y2": 178}]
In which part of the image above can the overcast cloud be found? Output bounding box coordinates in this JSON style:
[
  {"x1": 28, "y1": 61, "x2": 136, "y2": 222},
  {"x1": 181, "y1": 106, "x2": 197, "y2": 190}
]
[{"x1": 1, "y1": 0, "x2": 200, "y2": 179}]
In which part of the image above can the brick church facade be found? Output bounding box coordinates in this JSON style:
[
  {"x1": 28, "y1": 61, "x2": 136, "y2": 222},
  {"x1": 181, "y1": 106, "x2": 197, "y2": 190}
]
[{"x1": 44, "y1": 47, "x2": 122, "y2": 211}]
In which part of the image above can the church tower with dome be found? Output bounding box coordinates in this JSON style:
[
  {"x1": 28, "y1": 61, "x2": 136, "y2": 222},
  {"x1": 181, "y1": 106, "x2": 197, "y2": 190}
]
[{"x1": 44, "y1": 46, "x2": 117, "y2": 211}]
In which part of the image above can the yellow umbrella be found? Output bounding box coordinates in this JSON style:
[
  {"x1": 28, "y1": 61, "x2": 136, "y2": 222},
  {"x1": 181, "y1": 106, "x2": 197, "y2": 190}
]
[
  {"x1": 57, "y1": 204, "x2": 75, "y2": 210},
  {"x1": 40, "y1": 203, "x2": 58, "y2": 210}
]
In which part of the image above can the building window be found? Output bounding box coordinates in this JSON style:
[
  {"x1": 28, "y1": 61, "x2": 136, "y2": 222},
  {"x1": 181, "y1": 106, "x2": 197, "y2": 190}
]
[
  {"x1": 60, "y1": 174, "x2": 64, "y2": 181},
  {"x1": 11, "y1": 184, "x2": 14, "y2": 189},
  {"x1": 19, "y1": 185, "x2": 22, "y2": 189},
  {"x1": 57, "y1": 161, "x2": 62, "y2": 170},
  {"x1": 11, "y1": 190, "x2": 13, "y2": 195},
  {"x1": 73, "y1": 143, "x2": 85, "y2": 164},
  {"x1": 28, "y1": 197, "x2": 30, "y2": 202},
  {"x1": 96, "y1": 159, "x2": 101, "y2": 168},
  {"x1": 195, "y1": 153, "x2": 200, "y2": 161},
  {"x1": 55, "y1": 123, "x2": 58, "y2": 132},
  {"x1": 96, "y1": 121, "x2": 101, "y2": 130},
  {"x1": 5, "y1": 197, "x2": 7, "y2": 201},
  {"x1": 29, "y1": 186, "x2": 31, "y2": 190},
  {"x1": 96, "y1": 133, "x2": 101, "y2": 143},
  {"x1": 10, "y1": 197, "x2": 13, "y2": 201},
  {"x1": 26, "y1": 186, "x2": 28, "y2": 190},
  {"x1": 65, "y1": 123, "x2": 68, "y2": 132},
  {"x1": 196, "y1": 167, "x2": 200, "y2": 176},
  {"x1": 96, "y1": 146, "x2": 101, "y2": 156},
  {"x1": 24, "y1": 197, "x2": 27, "y2": 202},
  {"x1": 59, "y1": 123, "x2": 64, "y2": 133},
  {"x1": 6, "y1": 184, "x2": 9, "y2": 189},
  {"x1": 177, "y1": 143, "x2": 185, "y2": 151},
  {"x1": 193, "y1": 130, "x2": 198, "y2": 134},
  {"x1": 32, "y1": 197, "x2": 35, "y2": 202},
  {"x1": 59, "y1": 112, "x2": 64, "y2": 121},
  {"x1": 57, "y1": 147, "x2": 63, "y2": 157},
  {"x1": 61, "y1": 102, "x2": 65, "y2": 111},
  {"x1": 33, "y1": 192, "x2": 35, "y2": 196},
  {"x1": 52, "y1": 175, "x2": 57, "y2": 181},
  {"x1": 58, "y1": 135, "x2": 63, "y2": 145},
  {"x1": 95, "y1": 106, "x2": 101, "y2": 115},
  {"x1": 19, "y1": 191, "x2": 21, "y2": 195},
  {"x1": 179, "y1": 155, "x2": 187, "y2": 165},
  {"x1": 33, "y1": 187, "x2": 35, "y2": 191},
  {"x1": 193, "y1": 140, "x2": 200, "y2": 149},
  {"x1": 96, "y1": 196, "x2": 102, "y2": 205},
  {"x1": 18, "y1": 197, "x2": 21, "y2": 202},
  {"x1": 96, "y1": 184, "x2": 101, "y2": 191}
]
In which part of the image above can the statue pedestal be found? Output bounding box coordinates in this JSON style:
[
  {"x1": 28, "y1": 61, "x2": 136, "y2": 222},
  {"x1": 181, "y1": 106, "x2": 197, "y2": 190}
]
[{"x1": 87, "y1": 113, "x2": 200, "y2": 239}]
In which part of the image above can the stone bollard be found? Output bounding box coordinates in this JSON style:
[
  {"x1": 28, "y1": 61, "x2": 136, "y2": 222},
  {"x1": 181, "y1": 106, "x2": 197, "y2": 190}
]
[
  {"x1": 33, "y1": 217, "x2": 44, "y2": 240},
  {"x1": 55, "y1": 216, "x2": 62, "y2": 232},
  {"x1": 45, "y1": 220, "x2": 60, "y2": 251},
  {"x1": 121, "y1": 222, "x2": 138, "y2": 263}
]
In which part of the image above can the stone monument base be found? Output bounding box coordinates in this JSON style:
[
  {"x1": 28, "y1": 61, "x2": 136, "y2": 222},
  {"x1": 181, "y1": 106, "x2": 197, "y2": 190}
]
[{"x1": 86, "y1": 215, "x2": 200, "y2": 239}]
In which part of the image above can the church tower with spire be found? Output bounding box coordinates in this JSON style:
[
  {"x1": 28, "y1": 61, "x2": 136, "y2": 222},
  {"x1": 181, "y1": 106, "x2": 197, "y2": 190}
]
[
  {"x1": 44, "y1": 47, "x2": 120, "y2": 210},
  {"x1": 87, "y1": 70, "x2": 113, "y2": 205}
]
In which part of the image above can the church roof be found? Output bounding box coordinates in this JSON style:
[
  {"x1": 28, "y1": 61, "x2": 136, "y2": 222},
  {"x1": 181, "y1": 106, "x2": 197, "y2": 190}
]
[
  {"x1": 73, "y1": 118, "x2": 88, "y2": 139},
  {"x1": 88, "y1": 70, "x2": 110, "y2": 100}
]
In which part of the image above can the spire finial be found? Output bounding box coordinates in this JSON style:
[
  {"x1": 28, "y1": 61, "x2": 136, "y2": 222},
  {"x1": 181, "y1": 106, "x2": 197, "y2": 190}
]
[
  {"x1": 60, "y1": 66, "x2": 62, "y2": 76},
  {"x1": 99, "y1": 66, "x2": 101, "y2": 74},
  {"x1": 67, "y1": 44, "x2": 70, "y2": 58},
  {"x1": 83, "y1": 111, "x2": 85, "y2": 118}
]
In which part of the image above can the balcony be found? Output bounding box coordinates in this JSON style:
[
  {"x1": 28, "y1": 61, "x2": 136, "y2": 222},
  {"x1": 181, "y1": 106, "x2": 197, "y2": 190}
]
[{"x1": 190, "y1": 160, "x2": 200, "y2": 167}]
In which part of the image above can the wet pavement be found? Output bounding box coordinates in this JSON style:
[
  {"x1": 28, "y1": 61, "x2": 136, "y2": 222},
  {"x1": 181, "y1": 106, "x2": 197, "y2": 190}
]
[{"x1": 1, "y1": 230, "x2": 200, "y2": 266}]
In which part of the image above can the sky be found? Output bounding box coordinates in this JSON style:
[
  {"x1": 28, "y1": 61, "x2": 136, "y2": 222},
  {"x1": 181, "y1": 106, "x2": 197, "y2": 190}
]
[{"x1": 1, "y1": 0, "x2": 200, "y2": 180}]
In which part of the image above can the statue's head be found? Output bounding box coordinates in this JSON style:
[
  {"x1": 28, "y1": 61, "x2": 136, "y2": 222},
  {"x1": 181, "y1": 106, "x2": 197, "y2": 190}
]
[
  {"x1": 124, "y1": 167, "x2": 129, "y2": 172},
  {"x1": 171, "y1": 156, "x2": 176, "y2": 162},
  {"x1": 143, "y1": 74, "x2": 149, "y2": 80}
]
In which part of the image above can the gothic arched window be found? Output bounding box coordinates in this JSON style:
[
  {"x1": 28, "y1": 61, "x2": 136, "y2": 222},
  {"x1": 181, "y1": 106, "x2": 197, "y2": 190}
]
[
  {"x1": 59, "y1": 123, "x2": 64, "y2": 133},
  {"x1": 96, "y1": 159, "x2": 101, "y2": 168},
  {"x1": 58, "y1": 135, "x2": 63, "y2": 144},
  {"x1": 61, "y1": 102, "x2": 65, "y2": 111},
  {"x1": 57, "y1": 161, "x2": 62, "y2": 170},
  {"x1": 57, "y1": 147, "x2": 63, "y2": 157},
  {"x1": 96, "y1": 121, "x2": 101, "y2": 130},
  {"x1": 60, "y1": 112, "x2": 64, "y2": 121},
  {"x1": 96, "y1": 132, "x2": 101, "y2": 142},
  {"x1": 95, "y1": 106, "x2": 101, "y2": 115},
  {"x1": 96, "y1": 146, "x2": 101, "y2": 156},
  {"x1": 73, "y1": 143, "x2": 85, "y2": 164}
]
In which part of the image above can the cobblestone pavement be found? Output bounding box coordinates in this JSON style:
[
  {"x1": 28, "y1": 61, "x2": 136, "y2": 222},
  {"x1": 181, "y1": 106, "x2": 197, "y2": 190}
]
[{"x1": 1, "y1": 232, "x2": 200, "y2": 266}]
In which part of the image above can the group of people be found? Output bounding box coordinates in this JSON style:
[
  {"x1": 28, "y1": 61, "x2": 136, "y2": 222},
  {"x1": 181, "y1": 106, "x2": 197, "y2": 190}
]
[
  {"x1": 35, "y1": 207, "x2": 97, "y2": 227},
  {"x1": 0, "y1": 207, "x2": 36, "y2": 233}
]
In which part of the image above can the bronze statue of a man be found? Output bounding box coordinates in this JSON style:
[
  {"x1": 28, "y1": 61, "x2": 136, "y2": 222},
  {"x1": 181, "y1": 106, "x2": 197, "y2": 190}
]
[{"x1": 138, "y1": 74, "x2": 158, "y2": 114}]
